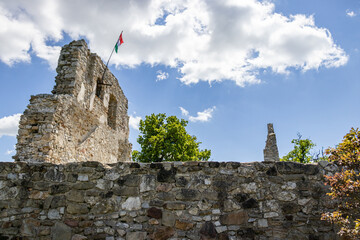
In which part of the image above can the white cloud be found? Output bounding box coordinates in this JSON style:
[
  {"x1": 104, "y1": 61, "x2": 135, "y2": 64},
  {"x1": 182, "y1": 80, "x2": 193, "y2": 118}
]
[
  {"x1": 179, "y1": 107, "x2": 189, "y2": 116},
  {"x1": 346, "y1": 9, "x2": 356, "y2": 17},
  {"x1": 0, "y1": 113, "x2": 21, "y2": 138},
  {"x1": 156, "y1": 70, "x2": 169, "y2": 81},
  {"x1": 180, "y1": 106, "x2": 216, "y2": 122},
  {"x1": 0, "y1": 0, "x2": 348, "y2": 86},
  {"x1": 129, "y1": 115, "x2": 142, "y2": 130},
  {"x1": 5, "y1": 149, "x2": 15, "y2": 155}
]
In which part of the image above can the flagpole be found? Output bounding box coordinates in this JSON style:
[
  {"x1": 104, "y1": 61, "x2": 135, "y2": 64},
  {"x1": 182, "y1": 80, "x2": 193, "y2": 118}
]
[{"x1": 101, "y1": 31, "x2": 123, "y2": 82}]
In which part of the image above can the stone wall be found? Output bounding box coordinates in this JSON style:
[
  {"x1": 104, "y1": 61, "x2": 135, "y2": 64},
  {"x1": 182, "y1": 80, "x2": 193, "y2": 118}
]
[
  {"x1": 14, "y1": 40, "x2": 131, "y2": 164},
  {"x1": 0, "y1": 161, "x2": 340, "y2": 240}
]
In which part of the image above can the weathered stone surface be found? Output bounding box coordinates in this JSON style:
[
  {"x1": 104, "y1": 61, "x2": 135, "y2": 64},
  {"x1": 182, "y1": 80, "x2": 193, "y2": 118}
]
[
  {"x1": 149, "y1": 218, "x2": 159, "y2": 225},
  {"x1": 50, "y1": 195, "x2": 66, "y2": 208},
  {"x1": 162, "y1": 211, "x2": 176, "y2": 227},
  {"x1": 281, "y1": 202, "x2": 301, "y2": 214},
  {"x1": 64, "y1": 219, "x2": 79, "y2": 227},
  {"x1": 176, "y1": 189, "x2": 200, "y2": 201},
  {"x1": 257, "y1": 219, "x2": 268, "y2": 228},
  {"x1": 157, "y1": 167, "x2": 176, "y2": 183},
  {"x1": 66, "y1": 190, "x2": 85, "y2": 202},
  {"x1": 113, "y1": 186, "x2": 139, "y2": 196},
  {"x1": 140, "y1": 175, "x2": 156, "y2": 192},
  {"x1": 44, "y1": 169, "x2": 65, "y2": 182},
  {"x1": 20, "y1": 218, "x2": 40, "y2": 236},
  {"x1": 175, "y1": 220, "x2": 194, "y2": 230},
  {"x1": 150, "y1": 226, "x2": 175, "y2": 240},
  {"x1": 71, "y1": 234, "x2": 87, "y2": 240},
  {"x1": 126, "y1": 232, "x2": 147, "y2": 240},
  {"x1": 277, "y1": 191, "x2": 297, "y2": 201},
  {"x1": 73, "y1": 182, "x2": 95, "y2": 190},
  {"x1": 165, "y1": 202, "x2": 186, "y2": 210},
  {"x1": 50, "y1": 183, "x2": 69, "y2": 194},
  {"x1": 0, "y1": 160, "x2": 339, "y2": 239},
  {"x1": 91, "y1": 200, "x2": 117, "y2": 214},
  {"x1": 48, "y1": 209, "x2": 61, "y2": 219},
  {"x1": 220, "y1": 211, "x2": 248, "y2": 225},
  {"x1": 118, "y1": 175, "x2": 140, "y2": 187},
  {"x1": 66, "y1": 202, "x2": 89, "y2": 214},
  {"x1": 156, "y1": 183, "x2": 172, "y2": 192},
  {"x1": 147, "y1": 207, "x2": 162, "y2": 219},
  {"x1": 122, "y1": 197, "x2": 141, "y2": 211},
  {"x1": 200, "y1": 221, "x2": 217, "y2": 239},
  {"x1": 51, "y1": 222, "x2": 71, "y2": 240},
  {"x1": 0, "y1": 187, "x2": 19, "y2": 200}
]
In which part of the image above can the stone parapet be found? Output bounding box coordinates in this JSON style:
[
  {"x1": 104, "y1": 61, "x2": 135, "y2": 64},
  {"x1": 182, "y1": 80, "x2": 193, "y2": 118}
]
[{"x1": 0, "y1": 160, "x2": 339, "y2": 239}]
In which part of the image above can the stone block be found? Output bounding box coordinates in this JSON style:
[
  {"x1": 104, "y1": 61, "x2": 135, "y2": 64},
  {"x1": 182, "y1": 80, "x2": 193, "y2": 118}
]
[
  {"x1": 121, "y1": 197, "x2": 141, "y2": 211},
  {"x1": 113, "y1": 186, "x2": 139, "y2": 196},
  {"x1": 51, "y1": 222, "x2": 71, "y2": 240},
  {"x1": 117, "y1": 175, "x2": 140, "y2": 187},
  {"x1": 199, "y1": 221, "x2": 217, "y2": 238},
  {"x1": 71, "y1": 234, "x2": 87, "y2": 240},
  {"x1": 149, "y1": 226, "x2": 175, "y2": 240},
  {"x1": 147, "y1": 207, "x2": 162, "y2": 219},
  {"x1": 175, "y1": 189, "x2": 200, "y2": 201},
  {"x1": 220, "y1": 211, "x2": 248, "y2": 225},
  {"x1": 66, "y1": 202, "x2": 89, "y2": 214},
  {"x1": 66, "y1": 190, "x2": 85, "y2": 203},
  {"x1": 126, "y1": 232, "x2": 147, "y2": 240},
  {"x1": 162, "y1": 211, "x2": 175, "y2": 227},
  {"x1": 157, "y1": 167, "x2": 176, "y2": 183},
  {"x1": 48, "y1": 209, "x2": 61, "y2": 220},
  {"x1": 165, "y1": 202, "x2": 186, "y2": 210},
  {"x1": 20, "y1": 218, "x2": 40, "y2": 236},
  {"x1": 140, "y1": 174, "x2": 156, "y2": 192},
  {"x1": 175, "y1": 220, "x2": 194, "y2": 231}
]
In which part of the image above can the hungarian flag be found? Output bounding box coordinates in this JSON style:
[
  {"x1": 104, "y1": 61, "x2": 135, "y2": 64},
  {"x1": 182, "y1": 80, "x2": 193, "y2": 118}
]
[{"x1": 115, "y1": 32, "x2": 124, "y2": 53}]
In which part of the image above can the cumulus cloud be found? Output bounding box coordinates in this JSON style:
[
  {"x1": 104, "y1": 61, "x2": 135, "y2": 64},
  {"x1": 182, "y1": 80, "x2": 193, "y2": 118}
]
[
  {"x1": 346, "y1": 9, "x2": 356, "y2": 17},
  {"x1": 179, "y1": 107, "x2": 189, "y2": 116},
  {"x1": 5, "y1": 149, "x2": 15, "y2": 155},
  {"x1": 180, "y1": 106, "x2": 216, "y2": 122},
  {"x1": 0, "y1": 0, "x2": 348, "y2": 86},
  {"x1": 156, "y1": 70, "x2": 169, "y2": 81},
  {"x1": 0, "y1": 113, "x2": 21, "y2": 138},
  {"x1": 129, "y1": 115, "x2": 142, "y2": 130}
]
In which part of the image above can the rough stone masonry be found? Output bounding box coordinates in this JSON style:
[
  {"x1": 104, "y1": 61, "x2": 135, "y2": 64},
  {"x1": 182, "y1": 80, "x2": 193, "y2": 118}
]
[
  {"x1": 0, "y1": 161, "x2": 339, "y2": 240},
  {"x1": 14, "y1": 40, "x2": 132, "y2": 164}
]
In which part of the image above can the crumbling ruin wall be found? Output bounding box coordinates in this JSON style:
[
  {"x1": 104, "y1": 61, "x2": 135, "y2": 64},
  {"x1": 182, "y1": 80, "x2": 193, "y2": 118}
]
[
  {"x1": 0, "y1": 161, "x2": 339, "y2": 240},
  {"x1": 14, "y1": 40, "x2": 131, "y2": 164}
]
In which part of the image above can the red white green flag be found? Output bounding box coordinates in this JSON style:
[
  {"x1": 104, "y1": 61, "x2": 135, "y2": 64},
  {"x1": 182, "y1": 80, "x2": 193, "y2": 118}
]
[{"x1": 115, "y1": 32, "x2": 124, "y2": 53}]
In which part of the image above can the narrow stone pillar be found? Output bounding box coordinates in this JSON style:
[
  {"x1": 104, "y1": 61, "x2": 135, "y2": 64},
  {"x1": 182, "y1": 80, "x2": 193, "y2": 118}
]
[{"x1": 263, "y1": 123, "x2": 279, "y2": 162}]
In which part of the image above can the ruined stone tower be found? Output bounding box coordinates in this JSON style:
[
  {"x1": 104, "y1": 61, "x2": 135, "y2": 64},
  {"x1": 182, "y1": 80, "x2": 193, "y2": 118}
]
[
  {"x1": 14, "y1": 40, "x2": 132, "y2": 164},
  {"x1": 263, "y1": 123, "x2": 280, "y2": 162}
]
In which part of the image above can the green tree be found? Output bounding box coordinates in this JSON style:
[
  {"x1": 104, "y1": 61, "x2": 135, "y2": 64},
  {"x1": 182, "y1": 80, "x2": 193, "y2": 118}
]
[
  {"x1": 132, "y1": 113, "x2": 211, "y2": 162},
  {"x1": 321, "y1": 128, "x2": 360, "y2": 238},
  {"x1": 281, "y1": 133, "x2": 315, "y2": 163}
]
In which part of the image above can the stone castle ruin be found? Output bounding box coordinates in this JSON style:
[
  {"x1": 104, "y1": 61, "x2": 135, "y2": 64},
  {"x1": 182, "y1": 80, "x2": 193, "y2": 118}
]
[
  {"x1": 0, "y1": 40, "x2": 340, "y2": 239},
  {"x1": 14, "y1": 40, "x2": 132, "y2": 164}
]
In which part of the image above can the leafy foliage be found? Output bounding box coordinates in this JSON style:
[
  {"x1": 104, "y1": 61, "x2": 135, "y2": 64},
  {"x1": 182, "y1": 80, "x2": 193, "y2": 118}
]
[
  {"x1": 321, "y1": 128, "x2": 360, "y2": 238},
  {"x1": 132, "y1": 113, "x2": 211, "y2": 163},
  {"x1": 281, "y1": 133, "x2": 316, "y2": 163}
]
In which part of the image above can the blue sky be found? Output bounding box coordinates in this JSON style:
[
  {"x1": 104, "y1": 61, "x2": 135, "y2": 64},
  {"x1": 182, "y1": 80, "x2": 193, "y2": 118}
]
[{"x1": 0, "y1": 0, "x2": 359, "y2": 162}]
